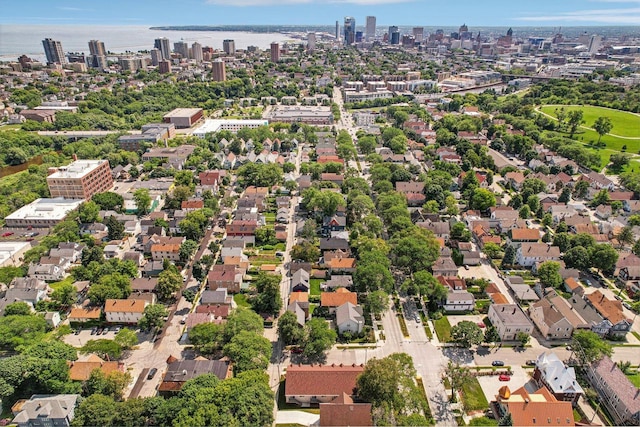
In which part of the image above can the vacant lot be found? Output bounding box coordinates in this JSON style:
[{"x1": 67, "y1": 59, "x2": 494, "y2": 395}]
[{"x1": 540, "y1": 105, "x2": 640, "y2": 138}]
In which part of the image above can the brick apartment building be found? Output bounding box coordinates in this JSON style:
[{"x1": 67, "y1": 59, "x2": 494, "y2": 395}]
[{"x1": 47, "y1": 159, "x2": 113, "y2": 200}]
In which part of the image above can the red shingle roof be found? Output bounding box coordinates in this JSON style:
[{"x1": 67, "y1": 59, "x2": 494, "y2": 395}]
[{"x1": 285, "y1": 364, "x2": 364, "y2": 397}]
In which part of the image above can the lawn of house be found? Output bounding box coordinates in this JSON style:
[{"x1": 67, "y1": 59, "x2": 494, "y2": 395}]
[
  {"x1": 461, "y1": 377, "x2": 490, "y2": 412},
  {"x1": 49, "y1": 276, "x2": 74, "y2": 291},
  {"x1": 233, "y1": 293, "x2": 251, "y2": 308},
  {"x1": 309, "y1": 278, "x2": 322, "y2": 296},
  {"x1": 433, "y1": 316, "x2": 452, "y2": 343}
]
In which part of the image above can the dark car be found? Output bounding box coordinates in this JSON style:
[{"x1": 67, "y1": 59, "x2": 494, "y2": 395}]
[
  {"x1": 526, "y1": 360, "x2": 536, "y2": 366},
  {"x1": 96, "y1": 328, "x2": 103, "y2": 335},
  {"x1": 492, "y1": 360, "x2": 505, "y2": 367},
  {"x1": 147, "y1": 368, "x2": 158, "y2": 380},
  {"x1": 91, "y1": 327, "x2": 98, "y2": 335},
  {"x1": 102, "y1": 328, "x2": 109, "y2": 335},
  {"x1": 74, "y1": 329, "x2": 81, "y2": 335}
]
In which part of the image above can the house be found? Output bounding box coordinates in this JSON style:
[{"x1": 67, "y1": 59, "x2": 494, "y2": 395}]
[
  {"x1": 151, "y1": 243, "x2": 181, "y2": 262},
  {"x1": 44, "y1": 311, "x2": 61, "y2": 328},
  {"x1": 533, "y1": 352, "x2": 584, "y2": 406},
  {"x1": 529, "y1": 299, "x2": 576, "y2": 340},
  {"x1": 431, "y1": 256, "x2": 459, "y2": 277},
  {"x1": 585, "y1": 290, "x2": 632, "y2": 337},
  {"x1": 68, "y1": 307, "x2": 102, "y2": 323},
  {"x1": 131, "y1": 277, "x2": 158, "y2": 293},
  {"x1": 200, "y1": 288, "x2": 232, "y2": 307},
  {"x1": 288, "y1": 292, "x2": 310, "y2": 319},
  {"x1": 504, "y1": 171, "x2": 526, "y2": 190},
  {"x1": 285, "y1": 364, "x2": 364, "y2": 407},
  {"x1": 207, "y1": 265, "x2": 243, "y2": 293},
  {"x1": 508, "y1": 228, "x2": 540, "y2": 247},
  {"x1": 324, "y1": 275, "x2": 353, "y2": 290},
  {"x1": 461, "y1": 250, "x2": 481, "y2": 266},
  {"x1": 563, "y1": 277, "x2": 584, "y2": 296},
  {"x1": 291, "y1": 269, "x2": 310, "y2": 293},
  {"x1": 328, "y1": 257, "x2": 356, "y2": 274},
  {"x1": 12, "y1": 394, "x2": 80, "y2": 427},
  {"x1": 68, "y1": 354, "x2": 123, "y2": 381},
  {"x1": 319, "y1": 393, "x2": 372, "y2": 427},
  {"x1": 319, "y1": 237, "x2": 350, "y2": 252},
  {"x1": 443, "y1": 291, "x2": 475, "y2": 312},
  {"x1": 158, "y1": 359, "x2": 232, "y2": 394},
  {"x1": 586, "y1": 355, "x2": 640, "y2": 425},
  {"x1": 488, "y1": 304, "x2": 534, "y2": 341},
  {"x1": 27, "y1": 263, "x2": 65, "y2": 282},
  {"x1": 104, "y1": 299, "x2": 148, "y2": 323},
  {"x1": 509, "y1": 284, "x2": 540, "y2": 303},
  {"x1": 516, "y1": 243, "x2": 561, "y2": 268},
  {"x1": 226, "y1": 220, "x2": 258, "y2": 236},
  {"x1": 493, "y1": 385, "x2": 574, "y2": 427},
  {"x1": 336, "y1": 302, "x2": 365, "y2": 335},
  {"x1": 322, "y1": 215, "x2": 346, "y2": 235},
  {"x1": 418, "y1": 221, "x2": 450, "y2": 242},
  {"x1": 565, "y1": 294, "x2": 613, "y2": 337},
  {"x1": 321, "y1": 288, "x2": 357, "y2": 313}
]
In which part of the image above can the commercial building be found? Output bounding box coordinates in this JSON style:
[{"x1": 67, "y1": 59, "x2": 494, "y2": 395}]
[
  {"x1": 266, "y1": 106, "x2": 333, "y2": 125},
  {"x1": 162, "y1": 108, "x2": 203, "y2": 128},
  {"x1": 141, "y1": 145, "x2": 196, "y2": 169},
  {"x1": 118, "y1": 123, "x2": 175, "y2": 151},
  {"x1": 47, "y1": 159, "x2": 113, "y2": 200},
  {"x1": 270, "y1": 42, "x2": 280, "y2": 62},
  {"x1": 365, "y1": 16, "x2": 376, "y2": 41},
  {"x1": 154, "y1": 37, "x2": 171, "y2": 60},
  {"x1": 212, "y1": 59, "x2": 226, "y2": 82},
  {"x1": 150, "y1": 48, "x2": 161, "y2": 66},
  {"x1": 344, "y1": 17, "x2": 356, "y2": 46},
  {"x1": 173, "y1": 41, "x2": 189, "y2": 59},
  {"x1": 158, "y1": 60, "x2": 171, "y2": 74},
  {"x1": 191, "y1": 42, "x2": 203, "y2": 62},
  {"x1": 223, "y1": 39, "x2": 235, "y2": 55},
  {"x1": 42, "y1": 38, "x2": 65, "y2": 65},
  {"x1": 0, "y1": 242, "x2": 31, "y2": 268},
  {"x1": 413, "y1": 27, "x2": 424, "y2": 43},
  {"x1": 343, "y1": 90, "x2": 393, "y2": 103},
  {"x1": 88, "y1": 40, "x2": 107, "y2": 69},
  {"x1": 307, "y1": 33, "x2": 316, "y2": 51},
  {"x1": 193, "y1": 119, "x2": 268, "y2": 137},
  {"x1": 388, "y1": 26, "x2": 400, "y2": 45},
  {"x1": 4, "y1": 198, "x2": 83, "y2": 228}
]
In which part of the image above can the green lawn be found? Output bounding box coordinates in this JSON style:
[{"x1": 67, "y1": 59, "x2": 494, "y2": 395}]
[
  {"x1": 541, "y1": 105, "x2": 640, "y2": 138},
  {"x1": 433, "y1": 316, "x2": 452, "y2": 343},
  {"x1": 626, "y1": 373, "x2": 640, "y2": 387},
  {"x1": 233, "y1": 293, "x2": 251, "y2": 308},
  {"x1": 461, "y1": 377, "x2": 490, "y2": 412},
  {"x1": 309, "y1": 279, "x2": 322, "y2": 296},
  {"x1": 49, "y1": 276, "x2": 74, "y2": 291}
]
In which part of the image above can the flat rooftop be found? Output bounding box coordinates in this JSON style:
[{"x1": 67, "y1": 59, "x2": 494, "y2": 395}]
[
  {"x1": 163, "y1": 108, "x2": 202, "y2": 118},
  {"x1": 0, "y1": 241, "x2": 30, "y2": 265},
  {"x1": 267, "y1": 106, "x2": 332, "y2": 119},
  {"x1": 47, "y1": 159, "x2": 107, "y2": 179},
  {"x1": 193, "y1": 119, "x2": 268, "y2": 135},
  {"x1": 5, "y1": 198, "x2": 83, "y2": 221}
]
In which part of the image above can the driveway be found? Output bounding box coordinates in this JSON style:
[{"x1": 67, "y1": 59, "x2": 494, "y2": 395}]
[{"x1": 457, "y1": 258, "x2": 515, "y2": 304}]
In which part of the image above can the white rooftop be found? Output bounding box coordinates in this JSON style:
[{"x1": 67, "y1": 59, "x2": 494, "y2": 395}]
[
  {"x1": 5, "y1": 198, "x2": 83, "y2": 221},
  {"x1": 163, "y1": 108, "x2": 202, "y2": 118},
  {"x1": 193, "y1": 119, "x2": 268, "y2": 136},
  {"x1": 0, "y1": 241, "x2": 30, "y2": 266},
  {"x1": 47, "y1": 159, "x2": 107, "y2": 179}
]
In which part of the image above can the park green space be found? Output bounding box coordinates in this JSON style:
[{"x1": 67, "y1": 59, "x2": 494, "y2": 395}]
[{"x1": 540, "y1": 105, "x2": 640, "y2": 138}]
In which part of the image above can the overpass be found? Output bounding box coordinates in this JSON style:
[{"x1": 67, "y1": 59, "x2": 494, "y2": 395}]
[{"x1": 37, "y1": 130, "x2": 140, "y2": 141}]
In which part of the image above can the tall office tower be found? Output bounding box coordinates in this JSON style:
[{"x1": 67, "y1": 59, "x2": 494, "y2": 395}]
[
  {"x1": 459, "y1": 23, "x2": 471, "y2": 40},
  {"x1": 344, "y1": 17, "x2": 356, "y2": 46},
  {"x1": 388, "y1": 26, "x2": 400, "y2": 45},
  {"x1": 88, "y1": 39, "x2": 107, "y2": 69},
  {"x1": 307, "y1": 33, "x2": 316, "y2": 51},
  {"x1": 365, "y1": 16, "x2": 376, "y2": 41},
  {"x1": 412, "y1": 27, "x2": 424, "y2": 43},
  {"x1": 355, "y1": 32, "x2": 363, "y2": 43},
  {"x1": 191, "y1": 42, "x2": 203, "y2": 62},
  {"x1": 223, "y1": 39, "x2": 235, "y2": 55},
  {"x1": 588, "y1": 35, "x2": 602, "y2": 53},
  {"x1": 150, "y1": 49, "x2": 162, "y2": 66},
  {"x1": 174, "y1": 41, "x2": 189, "y2": 59},
  {"x1": 212, "y1": 59, "x2": 226, "y2": 82},
  {"x1": 335, "y1": 21, "x2": 340, "y2": 40},
  {"x1": 42, "y1": 38, "x2": 65, "y2": 65},
  {"x1": 158, "y1": 59, "x2": 171, "y2": 74},
  {"x1": 270, "y1": 42, "x2": 280, "y2": 62},
  {"x1": 154, "y1": 37, "x2": 171, "y2": 60}
]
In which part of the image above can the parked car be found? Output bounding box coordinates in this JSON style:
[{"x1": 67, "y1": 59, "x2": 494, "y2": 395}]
[
  {"x1": 147, "y1": 368, "x2": 158, "y2": 380},
  {"x1": 464, "y1": 265, "x2": 469, "y2": 270},
  {"x1": 74, "y1": 329, "x2": 81, "y2": 335},
  {"x1": 1, "y1": 232, "x2": 14, "y2": 237},
  {"x1": 492, "y1": 360, "x2": 505, "y2": 367},
  {"x1": 291, "y1": 347, "x2": 303, "y2": 354},
  {"x1": 91, "y1": 327, "x2": 98, "y2": 335},
  {"x1": 499, "y1": 374, "x2": 511, "y2": 381},
  {"x1": 96, "y1": 328, "x2": 103, "y2": 335},
  {"x1": 102, "y1": 328, "x2": 109, "y2": 335},
  {"x1": 623, "y1": 302, "x2": 632, "y2": 310},
  {"x1": 112, "y1": 326, "x2": 121, "y2": 333},
  {"x1": 525, "y1": 360, "x2": 536, "y2": 366},
  {"x1": 477, "y1": 322, "x2": 486, "y2": 328}
]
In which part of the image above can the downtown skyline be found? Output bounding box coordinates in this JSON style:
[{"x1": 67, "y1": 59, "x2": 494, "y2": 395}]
[{"x1": 2, "y1": 0, "x2": 640, "y2": 27}]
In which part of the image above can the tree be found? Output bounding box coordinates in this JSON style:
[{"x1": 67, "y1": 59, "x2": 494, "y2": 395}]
[
  {"x1": 610, "y1": 153, "x2": 631, "y2": 170},
  {"x1": 78, "y1": 201, "x2": 100, "y2": 223},
  {"x1": 4, "y1": 302, "x2": 31, "y2": 316},
  {"x1": 391, "y1": 228, "x2": 440, "y2": 273},
  {"x1": 444, "y1": 361, "x2": 473, "y2": 402},
  {"x1": 366, "y1": 290, "x2": 389, "y2": 317},
  {"x1": 498, "y1": 413, "x2": 513, "y2": 426},
  {"x1": 559, "y1": 187, "x2": 571, "y2": 204},
  {"x1": 354, "y1": 261, "x2": 394, "y2": 293},
  {"x1": 300, "y1": 219, "x2": 317, "y2": 239},
  {"x1": 566, "y1": 110, "x2": 584, "y2": 138},
  {"x1": 223, "y1": 308, "x2": 264, "y2": 343},
  {"x1": 87, "y1": 273, "x2": 132, "y2": 306},
  {"x1": 84, "y1": 369, "x2": 132, "y2": 400},
  {"x1": 223, "y1": 331, "x2": 272, "y2": 374},
  {"x1": 482, "y1": 242, "x2": 503, "y2": 259},
  {"x1": 563, "y1": 246, "x2": 591, "y2": 270},
  {"x1": 138, "y1": 304, "x2": 168, "y2": 332},
  {"x1": 103, "y1": 215, "x2": 125, "y2": 240},
  {"x1": 633, "y1": 239, "x2": 640, "y2": 256},
  {"x1": 278, "y1": 311, "x2": 304, "y2": 345},
  {"x1": 572, "y1": 330, "x2": 612, "y2": 364},
  {"x1": 516, "y1": 331, "x2": 530, "y2": 347},
  {"x1": 451, "y1": 321, "x2": 484, "y2": 348},
  {"x1": 573, "y1": 181, "x2": 589, "y2": 199},
  {"x1": 357, "y1": 135, "x2": 377, "y2": 154},
  {"x1": 290, "y1": 241, "x2": 320, "y2": 262},
  {"x1": 0, "y1": 314, "x2": 48, "y2": 350},
  {"x1": 537, "y1": 261, "x2": 562, "y2": 288},
  {"x1": 303, "y1": 318, "x2": 337, "y2": 360},
  {"x1": 519, "y1": 205, "x2": 531, "y2": 219},
  {"x1": 179, "y1": 239, "x2": 198, "y2": 262},
  {"x1": 593, "y1": 116, "x2": 613, "y2": 144},
  {"x1": 451, "y1": 222, "x2": 472, "y2": 242},
  {"x1": 81, "y1": 246, "x2": 104, "y2": 267},
  {"x1": 23, "y1": 340, "x2": 78, "y2": 361},
  {"x1": 255, "y1": 226, "x2": 276, "y2": 246},
  {"x1": 590, "y1": 243, "x2": 619, "y2": 274},
  {"x1": 156, "y1": 269, "x2": 182, "y2": 301},
  {"x1": 188, "y1": 322, "x2": 224, "y2": 355},
  {"x1": 51, "y1": 283, "x2": 77, "y2": 308},
  {"x1": 133, "y1": 188, "x2": 151, "y2": 216},
  {"x1": 5, "y1": 147, "x2": 28, "y2": 165},
  {"x1": 80, "y1": 339, "x2": 123, "y2": 360},
  {"x1": 251, "y1": 272, "x2": 282, "y2": 316},
  {"x1": 72, "y1": 394, "x2": 116, "y2": 426},
  {"x1": 483, "y1": 326, "x2": 500, "y2": 344},
  {"x1": 617, "y1": 226, "x2": 635, "y2": 247},
  {"x1": 114, "y1": 328, "x2": 138, "y2": 350},
  {"x1": 501, "y1": 245, "x2": 516, "y2": 268},
  {"x1": 469, "y1": 188, "x2": 496, "y2": 211}
]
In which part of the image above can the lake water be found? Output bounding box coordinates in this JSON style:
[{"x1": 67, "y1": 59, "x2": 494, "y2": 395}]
[{"x1": 0, "y1": 24, "x2": 292, "y2": 62}]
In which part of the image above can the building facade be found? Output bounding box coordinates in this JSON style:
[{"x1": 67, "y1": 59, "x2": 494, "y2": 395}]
[
  {"x1": 47, "y1": 160, "x2": 113, "y2": 200},
  {"x1": 42, "y1": 38, "x2": 65, "y2": 65}
]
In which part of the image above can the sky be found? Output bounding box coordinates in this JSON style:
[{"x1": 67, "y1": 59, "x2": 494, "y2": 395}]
[{"x1": 2, "y1": 0, "x2": 640, "y2": 26}]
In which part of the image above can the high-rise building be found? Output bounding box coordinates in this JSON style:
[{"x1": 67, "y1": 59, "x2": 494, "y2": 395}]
[
  {"x1": 270, "y1": 42, "x2": 280, "y2": 62},
  {"x1": 412, "y1": 27, "x2": 424, "y2": 43},
  {"x1": 42, "y1": 38, "x2": 65, "y2": 65},
  {"x1": 366, "y1": 16, "x2": 376, "y2": 41},
  {"x1": 150, "y1": 49, "x2": 162, "y2": 66},
  {"x1": 307, "y1": 33, "x2": 316, "y2": 51},
  {"x1": 191, "y1": 42, "x2": 203, "y2": 62},
  {"x1": 459, "y1": 23, "x2": 471, "y2": 40},
  {"x1": 344, "y1": 17, "x2": 356, "y2": 46},
  {"x1": 212, "y1": 59, "x2": 226, "y2": 82},
  {"x1": 154, "y1": 38, "x2": 171, "y2": 60},
  {"x1": 388, "y1": 26, "x2": 400, "y2": 45},
  {"x1": 158, "y1": 60, "x2": 171, "y2": 74},
  {"x1": 174, "y1": 41, "x2": 189, "y2": 59},
  {"x1": 223, "y1": 39, "x2": 235, "y2": 55},
  {"x1": 335, "y1": 21, "x2": 340, "y2": 40},
  {"x1": 588, "y1": 35, "x2": 602, "y2": 53},
  {"x1": 88, "y1": 40, "x2": 108, "y2": 70},
  {"x1": 47, "y1": 160, "x2": 113, "y2": 200},
  {"x1": 355, "y1": 32, "x2": 363, "y2": 43}
]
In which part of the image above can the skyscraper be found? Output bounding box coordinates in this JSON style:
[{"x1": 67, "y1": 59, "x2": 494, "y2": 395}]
[
  {"x1": 335, "y1": 21, "x2": 340, "y2": 40},
  {"x1": 412, "y1": 27, "x2": 424, "y2": 43},
  {"x1": 150, "y1": 49, "x2": 161, "y2": 66},
  {"x1": 174, "y1": 41, "x2": 189, "y2": 59},
  {"x1": 212, "y1": 59, "x2": 226, "y2": 82},
  {"x1": 366, "y1": 16, "x2": 376, "y2": 41},
  {"x1": 154, "y1": 38, "x2": 171, "y2": 60},
  {"x1": 223, "y1": 39, "x2": 235, "y2": 55},
  {"x1": 588, "y1": 35, "x2": 602, "y2": 53},
  {"x1": 307, "y1": 33, "x2": 316, "y2": 51},
  {"x1": 191, "y1": 42, "x2": 203, "y2": 62},
  {"x1": 42, "y1": 38, "x2": 65, "y2": 65},
  {"x1": 270, "y1": 42, "x2": 280, "y2": 62},
  {"x1": 344, "y1": 17, "x2": 356, "y2": 46},
  {"x1": 88, "y1": 40, "x2": 107, "y2": 69},
  {"x1": 388, "y1": 26, "x2": 400, "y2": 45}
]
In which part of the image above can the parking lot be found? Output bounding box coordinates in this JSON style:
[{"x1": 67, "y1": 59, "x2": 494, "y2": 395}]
[
  {"x1": 476, "y1": 365, "x2": 533, "y2": 403},
  {"x1": 64, "y1": 326, "x2": 139, "y2": 347}
]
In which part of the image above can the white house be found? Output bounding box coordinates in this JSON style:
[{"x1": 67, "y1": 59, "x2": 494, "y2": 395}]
[
  {"x1": 516, "y1": 243, "x2": 561, "y2": 268},
  {"x1": 104, "y1": 299, "x2": 148, "y2": 323},
  {"x1": 443, "y1": 291, "x2": 475, "y2": 312},
  {"x1": 335, "y1": 302, "x2": 364, "y2": 335},
  {"x1": 488, "y1": 304, "x2": 534, "y2": 341}
]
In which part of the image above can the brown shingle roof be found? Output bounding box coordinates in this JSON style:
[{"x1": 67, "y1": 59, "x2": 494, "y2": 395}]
[
  {"x1": 511, "y1": 228, "x2": 540, "y2": 241},
  {"x1": 104, "y1": 299, "x2": 147, "y2": 313},
  {"x1": 68, "y1": 354, "x2": 122, "y2": 381},
  {"x1": 586, "y1": 290, "x2": 628, "y2": 325},
  {"x1": 504, "y1": 386, "x2": 574, "y2": 426},
  {"x1": 285, "y1": 364, "x2": 363, "y2": 397},
  {"x1": 321, "y1": 288, "x2": 357, "y2": 307},
  {"x1": 319, "y1": 393, "x2": 372, "y2": 426},
  {"x1": 68, "y1": 307, "x2": 101, "y2": 320}
]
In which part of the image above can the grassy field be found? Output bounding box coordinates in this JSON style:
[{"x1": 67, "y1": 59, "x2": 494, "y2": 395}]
[
  {"x1": 433, "y1": 316, "x2": 452, "y2": 343},
  {"x1": 540, "y1": 105, "x2": 640, "y2": 138},
  {"x1": 233, "y1": 293, "x2": 251, "y2": 308},
  {"x1": 461, "y1": 377, "x2": 490, "y2": 412},
  {"x1": 49, "y1": 276, "x2": 74, "y2": 291}
]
